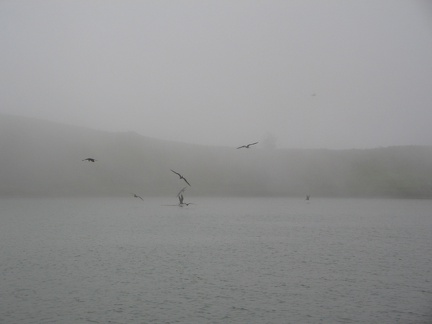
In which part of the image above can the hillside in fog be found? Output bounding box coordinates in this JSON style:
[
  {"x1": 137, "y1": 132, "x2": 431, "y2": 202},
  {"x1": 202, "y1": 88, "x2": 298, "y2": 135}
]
[{"x1": 1, "y1": 114, "x2": 431, "y2": 198}]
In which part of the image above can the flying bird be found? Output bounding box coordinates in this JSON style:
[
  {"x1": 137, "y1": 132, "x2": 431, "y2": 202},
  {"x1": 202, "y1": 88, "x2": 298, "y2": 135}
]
[
  {"x1": 170, "y1": 169, "x2": 191, "y2": 186},
  {"x1": 237, "y1": 142, "x2": 259, "y2": 149},
  {"x1": 133, "y1": 194, "x2": 144, "y2": 201},
  {"x1": 82, "y1": 158, "x2": 97, "y2": 162}
]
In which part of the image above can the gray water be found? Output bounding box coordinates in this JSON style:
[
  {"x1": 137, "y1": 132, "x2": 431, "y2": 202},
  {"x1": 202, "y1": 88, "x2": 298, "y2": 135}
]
[{"x1": 0, "y1": 197, "x2": 431, "y2": 324}]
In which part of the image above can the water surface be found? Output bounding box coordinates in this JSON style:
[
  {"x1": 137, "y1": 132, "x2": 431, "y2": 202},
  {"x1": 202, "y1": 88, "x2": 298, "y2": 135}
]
[{"x1": 1, "y1": 197, "x2": 431, "y2": 323}]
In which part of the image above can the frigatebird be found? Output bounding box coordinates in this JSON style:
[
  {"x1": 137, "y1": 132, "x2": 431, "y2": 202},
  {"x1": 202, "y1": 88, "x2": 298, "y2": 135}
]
[
  {"x1": 237, "y1": 142, "x2": 258, "y2": 149},
  {"x1": 170, "y1": 169, "x2": 191, "y2": 186},
  {"x1": 133, "y1": 194, "x2": 144, "y2": 201},
  {"x1": 82, "y1": 158, "x2": 97, "y2": 162}
]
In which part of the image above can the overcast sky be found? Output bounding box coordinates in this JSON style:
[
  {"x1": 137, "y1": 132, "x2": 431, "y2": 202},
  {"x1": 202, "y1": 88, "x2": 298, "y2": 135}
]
[{"x1": 1, "y1": 1, "x2": 432, "y2": 149}]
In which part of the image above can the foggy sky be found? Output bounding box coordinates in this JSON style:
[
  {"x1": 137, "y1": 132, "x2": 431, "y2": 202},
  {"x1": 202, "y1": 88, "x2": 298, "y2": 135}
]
[{"x1": 1, "y1": 0, "x2": 432, "y2": 149}]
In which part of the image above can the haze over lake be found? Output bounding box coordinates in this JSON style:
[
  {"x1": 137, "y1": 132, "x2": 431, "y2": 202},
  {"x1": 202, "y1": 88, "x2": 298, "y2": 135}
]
[
  {"x1": 1, "y1": 114, "x2": 431, "y2": 323},
  {"x1": 1, "y1": 114, "x2": 432, "y2": 199},
  {"x1": 1, "y1": 2, "x2": 432, "y2": 322}
]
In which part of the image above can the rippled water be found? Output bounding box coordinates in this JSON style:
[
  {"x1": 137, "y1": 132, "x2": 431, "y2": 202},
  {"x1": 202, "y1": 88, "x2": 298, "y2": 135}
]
[{"x1": 0, "y1": 197, "x2": 431, "y2": 323}]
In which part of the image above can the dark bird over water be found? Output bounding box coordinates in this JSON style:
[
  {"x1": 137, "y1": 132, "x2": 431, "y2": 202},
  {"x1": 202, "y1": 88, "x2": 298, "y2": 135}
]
[
  {"x1": 237, "y1": 142, "x2": 259, "y2": 149},
  {"x1": 178, "y1": 194, "x2": 193, "y2": 206},
  {"x1": 133, "y1": 194, "x2": 144, "y2": 201},
  {"x1": 82, "y1": 158, "x2": 97, "y2": 162},
  {"x1": 170, "y1": 169, "x2": 191, "y2": 186}
]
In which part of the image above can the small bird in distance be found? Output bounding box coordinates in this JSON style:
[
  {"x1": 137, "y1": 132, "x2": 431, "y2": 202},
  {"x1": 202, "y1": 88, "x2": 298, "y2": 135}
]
[
  {"x1": 237, "y1": 142, "x2": 258, "y2": 149},
  {"x1": 170, "y1": 169, "x2": 191, "y2": 186},
  {"x1": 82, "y1": 158, "x2": 97, "y2": 162},
  {"x1": 133, "y1": 193, "x2": 144, "y2": 201}
]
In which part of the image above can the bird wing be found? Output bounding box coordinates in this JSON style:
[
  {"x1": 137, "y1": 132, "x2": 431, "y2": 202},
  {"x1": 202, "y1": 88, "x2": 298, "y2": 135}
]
[
  {"x1": 177, "y1": 187, "x2": 187, "y2": 197},
  {"x1": 249, "y1": 142, "x2": 259, "y2": 146},
  {"x1": 171, "y1": 169, "x2": 181, "y2": 177},
  {"x1": 237, "y1": 145, "x2": 246, "y2": 149},
  {"x1": 182, "y1": 178, "x2": 191, "y2": 186}
]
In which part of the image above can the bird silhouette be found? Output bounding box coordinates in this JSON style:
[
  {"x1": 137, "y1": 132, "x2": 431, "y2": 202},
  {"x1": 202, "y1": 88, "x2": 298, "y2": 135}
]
[
  {"x1": 133, "y1": 194, "x2": 144, "y2": 201},
  {"x1": 237, "y1": 142, "x2": 258, "y2": 149},
  {"x1": 178, "y1": 194, "x2": 193, "y2": 206},
  {"x1": 170, "y1": 170, "x2": 191, "y2": 186},
  {"x1": 82, "y1": 158, "x2": 97, "y2": 162}
]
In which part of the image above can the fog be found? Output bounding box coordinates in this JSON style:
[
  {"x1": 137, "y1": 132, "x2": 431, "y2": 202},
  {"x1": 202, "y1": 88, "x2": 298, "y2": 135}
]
[
  {"x1": 1, "y1": 114, "x2": 431, "y2": 198},
  {"x1": 1, "y1": 1, "x2": 432, "y2": 149}
]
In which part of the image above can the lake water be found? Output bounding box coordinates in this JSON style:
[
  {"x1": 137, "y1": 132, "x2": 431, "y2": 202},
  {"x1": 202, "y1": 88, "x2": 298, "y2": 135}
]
[{"x1": 0, "y1": 197, "x2": 431, "y2": 323}]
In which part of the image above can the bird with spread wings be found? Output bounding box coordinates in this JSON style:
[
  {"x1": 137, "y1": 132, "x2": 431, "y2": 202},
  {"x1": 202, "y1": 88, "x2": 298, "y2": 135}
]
[
  {"x1": 236, "y1": 142, "x2": 258, "y2": 149},
  {"x1": 170, "y1": 169, "x2": 191, "y2": 186},
  {"x1": 82, "y1": 158, "x2": 97, "y2": 162}
]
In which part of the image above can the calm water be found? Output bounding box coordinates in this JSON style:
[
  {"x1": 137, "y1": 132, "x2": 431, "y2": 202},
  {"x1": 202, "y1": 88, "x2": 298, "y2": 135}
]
[{"x1": 0, "y1": 197, "x2": 431, "y2": 323}]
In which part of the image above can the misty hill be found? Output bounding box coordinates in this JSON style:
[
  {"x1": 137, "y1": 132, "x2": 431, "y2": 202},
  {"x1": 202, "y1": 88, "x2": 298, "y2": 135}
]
[{"x1": 1, "y1": 114, "x2": 431, "y2": 198}]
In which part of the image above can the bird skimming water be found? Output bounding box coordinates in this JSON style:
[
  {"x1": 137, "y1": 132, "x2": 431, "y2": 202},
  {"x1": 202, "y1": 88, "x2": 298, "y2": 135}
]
[{"x1": 178, "y1": 194, "x2": 193, "y2": 206}]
